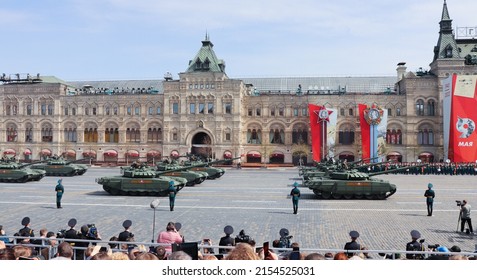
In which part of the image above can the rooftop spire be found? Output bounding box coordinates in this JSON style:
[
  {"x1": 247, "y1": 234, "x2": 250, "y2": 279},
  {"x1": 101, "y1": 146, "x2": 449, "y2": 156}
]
[{"x1": 441, "y1": 0, "x2": 450, "y2": 20}]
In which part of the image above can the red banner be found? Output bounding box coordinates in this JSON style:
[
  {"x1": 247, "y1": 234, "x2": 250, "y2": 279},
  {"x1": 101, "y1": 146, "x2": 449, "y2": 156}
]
[
  {"x1": 449, "y1": 75, "x2": 477, "y2": 162},
  {"x1": 359, "y1": 104, "x2": 371, "y2": 161},
  {"x1": 308, "y1": 104, "x2": 323, "y2": 161}
]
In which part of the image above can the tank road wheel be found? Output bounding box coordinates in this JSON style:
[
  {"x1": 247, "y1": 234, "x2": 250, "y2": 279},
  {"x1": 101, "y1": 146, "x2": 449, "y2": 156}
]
[
  {"x1": 354, "y1": 194, "x2": 364, "y2": 199},
  {"x1": 332, "y1": 193, "x2": 342, "y2": 199},
  {"x1": 343, "y1": 194, "x2": 354, "y2": 200},
  {"x1": 377, "y1": 193, "x2": 387, "y2": 200},
  {"x1": 321, "y1": 192, "x2": 332, "y2": 199},
  {"x1": 365, "y1": 194, "x2": 376, "y2": 200}
]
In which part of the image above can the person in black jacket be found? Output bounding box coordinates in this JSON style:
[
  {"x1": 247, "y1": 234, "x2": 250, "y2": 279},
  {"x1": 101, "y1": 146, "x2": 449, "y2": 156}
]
[{"x1": 219, "y1": 225, "x2": 235, "y2": 254}]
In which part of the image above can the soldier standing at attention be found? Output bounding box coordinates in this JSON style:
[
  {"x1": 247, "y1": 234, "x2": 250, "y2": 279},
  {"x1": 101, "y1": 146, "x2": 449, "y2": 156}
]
[
  {"x1": 168, "y1": 181, "x2": 177, "y2": 211},
  {"x1": 55, "y1": 178, "x2": 64, "y2": 209},
  {"x1": 290, "y1": 182, "x2": 301, "y2": 214},
  {"x1": 424, "y1": 183, "x2": 435, "y2": 216}
]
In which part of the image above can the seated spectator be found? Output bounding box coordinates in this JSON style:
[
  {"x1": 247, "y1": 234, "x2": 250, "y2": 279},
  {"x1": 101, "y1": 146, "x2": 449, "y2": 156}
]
[
  {"x1": 134, "y1": 252, "x2": 159, "y2": 260},
  {"x1": 304, "y1": 253, "x2": 325, "y2": 260},
  {"x1": 225, "y1": 243, "x2": 260, "y2": 260},
  {"x1": 334, "y1": 252, "x2": 349, "y2": 260},
  {"x1": 168, "y1": 250, "x2": 192, "y2": 260},
  {"x1": 111, "y1": 251, "x2": 129, "y2": 260},
  {"x1": 12, "y1": 245, "x2": 32, "y2": 260},
  {"x1": 90, "y1": 252, "x2": 112, "y2": 260},
  {"x1": 152, "y1": 245, "x2": 167, "y2": 260},
  {"x1": 51, "y1": 242, "x2": 73, "y2": 260}
]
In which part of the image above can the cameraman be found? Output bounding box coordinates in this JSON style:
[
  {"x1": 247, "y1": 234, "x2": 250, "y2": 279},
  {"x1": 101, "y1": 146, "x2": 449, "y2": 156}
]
[
  {"x1": 406, "y1": 230, "x2": 425, "y2": 259},
  {"x1": 460, "y1": 200, "x2": 473, "y2": 234}
]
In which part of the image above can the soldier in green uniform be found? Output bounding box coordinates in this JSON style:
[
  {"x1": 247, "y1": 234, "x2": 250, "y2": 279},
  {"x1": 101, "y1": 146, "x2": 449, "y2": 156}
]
[
  {"x1": 290, "y1": 182, "x2": 301, "y2": 214},
  {"x1": 424, "y1": 183, "x2": 435, "y2": 216},
  {"x1": 55, "y1": 178, "x2": 64, "y2": 209},
  {"x1": 168, "y1": 181, "x2": 177, "y2": 211}
]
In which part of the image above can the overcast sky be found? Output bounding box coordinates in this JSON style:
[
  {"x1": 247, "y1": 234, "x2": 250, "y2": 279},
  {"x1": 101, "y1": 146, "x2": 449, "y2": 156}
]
[{"x1": 1, "y1": 0, "x2": 476, "y2": 81}]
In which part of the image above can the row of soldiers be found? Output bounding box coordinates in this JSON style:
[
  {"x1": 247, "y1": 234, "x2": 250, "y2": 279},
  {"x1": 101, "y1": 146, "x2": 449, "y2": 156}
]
[{"x1": 355, "y1": 162, "x2": 477, "y2": 175}]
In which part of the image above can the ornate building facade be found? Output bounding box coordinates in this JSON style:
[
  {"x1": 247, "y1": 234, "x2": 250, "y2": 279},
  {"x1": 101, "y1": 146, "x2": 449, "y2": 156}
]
[{"x1": 1, "y1": 2, "x2": 476, "y2": 164}]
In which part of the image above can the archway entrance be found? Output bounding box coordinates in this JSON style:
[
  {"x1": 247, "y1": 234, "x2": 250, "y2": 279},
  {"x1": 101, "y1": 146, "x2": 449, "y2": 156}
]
[{"x1": 191, "y1": 132, "x2": 212, "y2": 159}]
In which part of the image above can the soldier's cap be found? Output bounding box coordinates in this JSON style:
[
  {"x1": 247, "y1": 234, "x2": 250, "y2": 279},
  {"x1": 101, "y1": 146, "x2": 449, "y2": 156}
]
[
  {"x1": 68, "y1": 218, "x2": 77, "y2": 228},
  {"x1": 293, "y1": 182, "x2": 299, "y2": 187},
  {"x1": 410, "y1": 230, "x2": 421, "y2": 239},
  {"x1": 349, "y1": 230, "x2": 360, "y2": 238},
  {"x1": 21, "y1": 217, "x2": 30, "y2": 226},
  {"x1": 428, "y1": 183, "x2": 433, "y2": 189},
  {"x1": 224, "y1": 225, "x2": 234, "y2": 235},
  {"x1": 450, "y1": 245, "x2": 461, "y2": 252},
  {"x1": 169, "y1": 181, "x2": 175, "y2": 186},
  {"x1": 123, "y1": 220, "x2": 132, "y2": 228}
]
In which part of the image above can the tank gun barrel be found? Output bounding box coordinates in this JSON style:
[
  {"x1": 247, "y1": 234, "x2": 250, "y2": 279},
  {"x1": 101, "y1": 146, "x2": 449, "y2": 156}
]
[
  {"x1": 368, "y1": 164, "x2": 428, "y2": 177},
  {"x1": 352, "y1": 160, "x2": 394, "y2": 169},
  {"x1": 19, "y1": 160, "x2": 46, "y2": 169},
  {"x1": 206, "y1": 156, "x2": 241, "y2": 166},
  {"x1": 348, "y1": 157, "x2": 379, "y2": 165}
]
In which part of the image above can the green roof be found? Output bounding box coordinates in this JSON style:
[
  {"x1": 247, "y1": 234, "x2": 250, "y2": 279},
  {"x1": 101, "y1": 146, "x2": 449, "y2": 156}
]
[{"x1": 186, "y1": 35, "x2": 226, "y2": 73}]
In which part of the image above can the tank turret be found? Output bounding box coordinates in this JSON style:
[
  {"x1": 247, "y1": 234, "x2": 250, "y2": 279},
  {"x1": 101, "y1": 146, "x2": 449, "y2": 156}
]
[
  {"x1": 0, "y1": 159, "x2": 46, "y2": 183},
  {"x1": 30, "y1": 157, "x2": 88, "y2": 176}
]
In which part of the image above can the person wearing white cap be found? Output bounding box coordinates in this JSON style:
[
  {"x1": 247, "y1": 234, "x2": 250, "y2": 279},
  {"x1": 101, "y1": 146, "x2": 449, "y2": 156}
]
[{"x1": 424, "y1": 183, "x2": 435, "y2": 216}]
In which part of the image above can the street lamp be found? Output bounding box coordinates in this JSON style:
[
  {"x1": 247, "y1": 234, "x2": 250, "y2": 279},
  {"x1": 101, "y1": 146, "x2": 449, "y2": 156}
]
[{"x1": 150, "y1": 199, "x2": 160, "y2": 243}]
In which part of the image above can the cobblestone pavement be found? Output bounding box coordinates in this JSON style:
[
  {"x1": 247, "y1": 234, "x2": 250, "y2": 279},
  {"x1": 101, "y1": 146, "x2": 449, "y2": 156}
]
[{"x1": 0, "y1": 167, "x2": 476, "y2": 255}]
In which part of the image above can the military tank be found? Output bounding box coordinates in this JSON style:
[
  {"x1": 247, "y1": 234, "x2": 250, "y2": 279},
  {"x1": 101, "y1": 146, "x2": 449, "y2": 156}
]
[
  {"x1": 96, "y1": 164, "x2": 189, "y2": 196},
  {"x1": 30, "y1": 157, "x2": 88, "y2": 176},
  {"x1": 0, "y1": 159, "x2": 46, "y2": 183},
  {"x1": 155, "y1": 161, "x2": 207, "y2": 186},
  {"x1": 303, "y1": 164, "x2": 426, "y2": 200},
  {"x1": 182, "y1": 157, "x2": 241, "y2": 179}
]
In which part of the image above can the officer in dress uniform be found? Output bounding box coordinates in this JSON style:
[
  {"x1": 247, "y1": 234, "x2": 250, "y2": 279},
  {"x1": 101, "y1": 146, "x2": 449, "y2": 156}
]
[
  {"x1": 219, "y1": 225, "x2": 235, "y2": 254},
  {"x1": 18, "y1": 217, "x2": 34, "y2": 243},
  {"x1": 290, "y1": 182, "x2": 301, "y2": 214},
  {"x1": 424, "y1": 183, "x2": 435, "y2": 216},
  {"x1": 118, "y1": 220, "x2": 134, "y2": 242},
  {"x1": 64, "y1": 218, "x2": 80, "y2": 243},
  {"x1": 168, "y1": 181, "x2": 177, "y2": 211},
  {"x1": 55, "y1": 178, "x2": 64, "y2": 209},
  {"x1": 406, "y1": 230, "x2": 424, "y2": 259},
  {"x1": 344, "y1": 230, "x2": 361, "y2": 257}
]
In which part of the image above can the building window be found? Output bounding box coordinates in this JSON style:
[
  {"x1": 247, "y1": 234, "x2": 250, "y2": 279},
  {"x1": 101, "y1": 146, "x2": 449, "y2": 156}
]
[
  {"x1": 26, "y1": 105, "x2": 32, "y2": 115},
  {"x1": 396, "y1": 108, "x2": 401, "y2": 116},
  {"x1": 418, "y1": 129, "x2": 434, "y2": 145},
  {"x1": 190, "y1": 103, "x2": 196, "y2": 114},
  {"x1": 85, "y1": 107, "x2": 89, "y2": 115},
  {"x1": 292, "y1": 128, "x2": 308, "y2": 144},
  {"x1": 208, "y1": 103, "x2": 214, "y2": 114},
  {"x1": 6, "y1": 127, "x2": 18, "y2": 142},
  {"x1": 387, "y1": 108, "x2": 392, "y2": 117},
  {"x1": 416, "y1": 99, "x2": 424, "y2": 116},
  {"x1": 225, "y1": 132, "x2": 231, "y2": 141},
  {"x1": 84, "y1": 128, "x2": 98, "y2": 143},
  {"x1": 148, "y1": 107, "x2": 153, "y2": 115},
  {"x1": 64, "y1": 128, "x2": 77, "y2": 142},
  {"x1": 348, "y1": 108, "x2": 354, "y2": 116},
  {"x1": 199, "y1": 103, "x2": 205, "y2": 114},
  {"x1": 47, "y1": 104, "x2": 53, "y2": 115},
  {"x1": 427, "y1": 100, "x2": 435, "y2": 116},
  {"x1": 269, "y1": 129, "x2": 284, "y2": 144},
  {"x1": 41, "y1": 126, "x2": 53, "y2": 142},
  {"x1": 106, "y1": 107, "x2": 111, "y2": 115},
  {"x1": 105, "y1": 128, "x2": 119, "y2": 143},
  {"x1": 386, "y1": 129, "x2": 402, "y2": 145},
  {"x1": 172, "y1": 132, "x2": 178, "y2": 141},
  {"x1": 113, "y1": 107, "x2": 118, "y2": 115},
  {"x1": 156, "y1": 107, "x2": 161, "y2": 115},
  {"x1": 41, "y1": 104, "x2": 46, "y2": 115},
  {"x1": 302, "y1": 108, "x2": 307, "y2": 116},
  {"x1": 340, "y1": 108, "x2": 345, "y2": 116},
  {"x1": 172, "y1": 103, "x2": 179, "y2": 114},
  {"x1": 256, "y1": 108, "x2": 261, "y2": 116},
  {"x1": 64, "y1": 107, "x2": 69, "y2": 116},
  {"x1": 248, "y1": 108, "x2": 252, "y2": 116},
  {"x1": 134, "y1": 107, "x2": 140, "y2": 115},
  {"x1": 148, "y1": 128, "x2": 162, "y2": 143},
  {"x1": 338, "y1": 126, "x2": 355, "y2": 145},
  {"x1": 270, "y1": 108, "x2": 276, "y2": 116},
  {"x1": 247, "y1": 129, "x2": 262, "y2": 144},
  {"x1": 279, "y1": 107, "x2": 284, "y2": 116},
  {"x1": 225, "y1": 103, "x2": 232, "y2": 114},
  {"x1": 25, "y1": 127, "x2": 33, "y2": 142},
  {"x1": 127, "y1": 107, "x2": 132, "y2": 115},
  {"x1": 293, "y1": 108, "x2": 299, "y2": 117},
  {"x1": 126, "y1": 128, "x2": 140, "y2": 143},
  {"x1": 92, "y1": 107, "x2": 97, "y2": 115}
]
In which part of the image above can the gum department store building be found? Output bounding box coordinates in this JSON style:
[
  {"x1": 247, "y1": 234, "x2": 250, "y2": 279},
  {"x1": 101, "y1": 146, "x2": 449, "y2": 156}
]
[{"x1": 1, "y1": 2, "x2": 476, "y2": 165}]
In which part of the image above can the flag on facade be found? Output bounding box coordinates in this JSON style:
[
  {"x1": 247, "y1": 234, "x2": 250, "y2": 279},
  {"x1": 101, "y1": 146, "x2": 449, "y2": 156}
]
[
  {"x1": 442, "y1": 74, "x2": 477, "y2": 162},
  {"x1": 308, "y1": 104, "x2": 334, "y2": 162}
]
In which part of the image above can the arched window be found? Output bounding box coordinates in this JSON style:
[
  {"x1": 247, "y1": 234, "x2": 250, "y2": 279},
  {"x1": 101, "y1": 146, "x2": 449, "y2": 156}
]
[
  {"x1": 269, "y1": 128, "x2": 284, "y2": 144},
  {"x1": 338, "y1": 124, "x2": 355, "y2": 145},
  {"x1": 292, "y1": 127, "x2": 308, "y2": 144},
  {"x1": 427, "y1": 100, "x2": 435, "y2": 116},
  {"x1": 147, "y1": 127, "x2": 162, "y2": 143},
  {"x1": 247, "y1": 129, "x2": 262, "y2": 144},
  {"x1": 6, "y1": 125, "x2": 18, "y2": 142},
  {"x1": 416, "y1": 99, "x2": 424, "y2": 116},
  {"x1": 417, "y1": 127, "x2": 434, "y2": 145},
  {"x1": 84, "y1": 127, "x2": 98, "y2": 143},
  {"x1": 126, "y1": 128, "x2": 140, "y2": 143},
  {"x1": 64, "y1": 127, "x2": 77, "y2": 142},
  {"x1": 41, "y1": 124, "x2": 53, "y2": 142},
  {"x1": 25, "y1": 125, "x2": 33, "y2": 142},
  {"x1": 105, "y1": 127, "x2": 119, "y2": 143}
]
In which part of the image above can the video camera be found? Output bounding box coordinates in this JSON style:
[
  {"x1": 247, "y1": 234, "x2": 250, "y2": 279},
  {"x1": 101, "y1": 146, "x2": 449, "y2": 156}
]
[
  {"x1": 235, "y1": 229, "x2": 253, "y2": 244},
  {"x1": 428, "y1": 244, "x2": 440, "y2": 250},
  {"x1": 56, "y1": 229, "x2": 67, "y2": 239},
  {"x1": 456, "y1": 200, "x2": 463, "y2": 207},
  {"x1": 86, "y1": 224, "x2": 98, "y2": 239}
]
